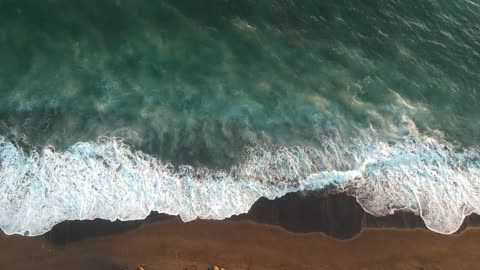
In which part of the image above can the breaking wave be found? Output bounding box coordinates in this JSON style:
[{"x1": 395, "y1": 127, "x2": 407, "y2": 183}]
[{"x1": 0, "y1": 118, "x2": 479, "y2": 236}]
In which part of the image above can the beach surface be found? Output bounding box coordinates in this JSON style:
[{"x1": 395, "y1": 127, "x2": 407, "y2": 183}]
[
  {"x1": 1, "y1": 193, "x2": 479, "y2": 270},
  {"x1": 1, "y1": 218, "x2": 479, "y2": 270}
]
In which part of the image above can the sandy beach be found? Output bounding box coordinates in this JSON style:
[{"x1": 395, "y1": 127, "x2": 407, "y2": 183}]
[
  {"x1": 1, "y1": 218, "x2": 479, "y2": 270},
  {"x1": 1, "y1": 193, "x2": 479, "y2": 270}
]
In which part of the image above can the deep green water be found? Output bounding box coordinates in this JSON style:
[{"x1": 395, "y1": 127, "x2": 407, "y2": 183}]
[{"x1": 1, "y1": 0, "x2": 479, "y2": 167}]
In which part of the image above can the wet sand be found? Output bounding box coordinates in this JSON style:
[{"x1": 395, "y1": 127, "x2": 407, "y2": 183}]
[
  {"x1": 1, "y1": 218, "x2": 480, "y2": 270},
  {"x1": 2, "y1": 193, "x2": 480, "y2": 270}
]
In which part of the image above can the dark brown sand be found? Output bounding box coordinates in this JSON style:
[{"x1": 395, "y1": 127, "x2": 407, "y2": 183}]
[
  {"x1": 1, "y1": 218, "x2": 480, "y2": 270},
  {"x1": 2, "y1": 193, "x2": 480, "y2": 270}
]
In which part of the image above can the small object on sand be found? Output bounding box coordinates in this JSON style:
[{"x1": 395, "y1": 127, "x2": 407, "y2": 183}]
[
  {"x1": 135, "y1": 267, "x2": 145, "y2": 270},
  {"x1": 208, "y1": 265, "x2": 227, "y2": 270}
]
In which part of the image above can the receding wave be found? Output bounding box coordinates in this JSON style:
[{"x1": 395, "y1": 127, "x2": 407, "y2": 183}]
[{"x1": 0, "y1": 118, "x2": 479, "y2": 236}]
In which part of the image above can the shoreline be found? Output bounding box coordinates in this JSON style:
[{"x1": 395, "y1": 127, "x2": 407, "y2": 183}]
[
  {"x1": 1, "y1": 192, "x2": 480, "y2": 269},
  {"x1": 41, "y1": 191, "x2": 480, "y2": 245},
  {"x1": 2, "y1": 218, "x2": 480, "y2": 270}
]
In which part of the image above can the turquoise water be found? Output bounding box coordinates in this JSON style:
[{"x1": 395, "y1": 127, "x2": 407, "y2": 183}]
[{"x1": 0, "y1": 0, "x2": 479, "y2": 236}]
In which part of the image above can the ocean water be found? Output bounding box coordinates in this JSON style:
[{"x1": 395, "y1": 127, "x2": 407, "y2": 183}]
[{"x1": 0, "y1": 0, "x2": 479, "y2": 236}]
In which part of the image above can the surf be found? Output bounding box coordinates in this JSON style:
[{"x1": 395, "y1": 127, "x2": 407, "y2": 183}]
[{"x1": 1, "y1": 116, "x2": 479, "y2": 236}]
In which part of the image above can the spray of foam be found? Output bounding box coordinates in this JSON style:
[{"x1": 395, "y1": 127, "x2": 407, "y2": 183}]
[
  {"x1": 346, "y1": 133, "x2": 480, "y2": 234},
  {"x1": 0, "y1": 120, "x2": 479, "y2": 236},
  {"x1": 0, "y1": 133, "x2": 354, "y2": 236}
]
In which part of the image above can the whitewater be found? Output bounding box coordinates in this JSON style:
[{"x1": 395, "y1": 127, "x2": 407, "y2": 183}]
[{"x1": 1, "y1": 115, "x2": 479, "y2": 236}]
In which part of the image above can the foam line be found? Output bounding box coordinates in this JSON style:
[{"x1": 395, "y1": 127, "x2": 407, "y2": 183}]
[{"x1": 0, "y1": 124, "x2": 479, "y2": 236}]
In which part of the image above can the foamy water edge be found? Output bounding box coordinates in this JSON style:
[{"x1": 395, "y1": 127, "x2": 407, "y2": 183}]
[{"x1": 0, "y1": 122, "x2": 479, "y2": 236}]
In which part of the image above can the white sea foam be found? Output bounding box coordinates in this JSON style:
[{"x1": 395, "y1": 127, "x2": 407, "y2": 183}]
[{"x1": 0, "y1": 119, "x2": 479, "y2": 236}]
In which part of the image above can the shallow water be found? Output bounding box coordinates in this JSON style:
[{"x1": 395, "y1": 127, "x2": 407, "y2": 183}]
[{"x1": 0, "y1": 0, "x2": 479, "y2": 235}]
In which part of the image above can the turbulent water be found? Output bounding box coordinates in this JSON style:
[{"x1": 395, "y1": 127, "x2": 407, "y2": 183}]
[{"x1": 0, "y1": 0, "x2": 479, "y2": 236}]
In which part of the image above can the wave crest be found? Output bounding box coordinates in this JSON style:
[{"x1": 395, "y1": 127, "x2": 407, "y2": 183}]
[{"x1": 0, "y1": 123, "x2": 479, "y2": 236}]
